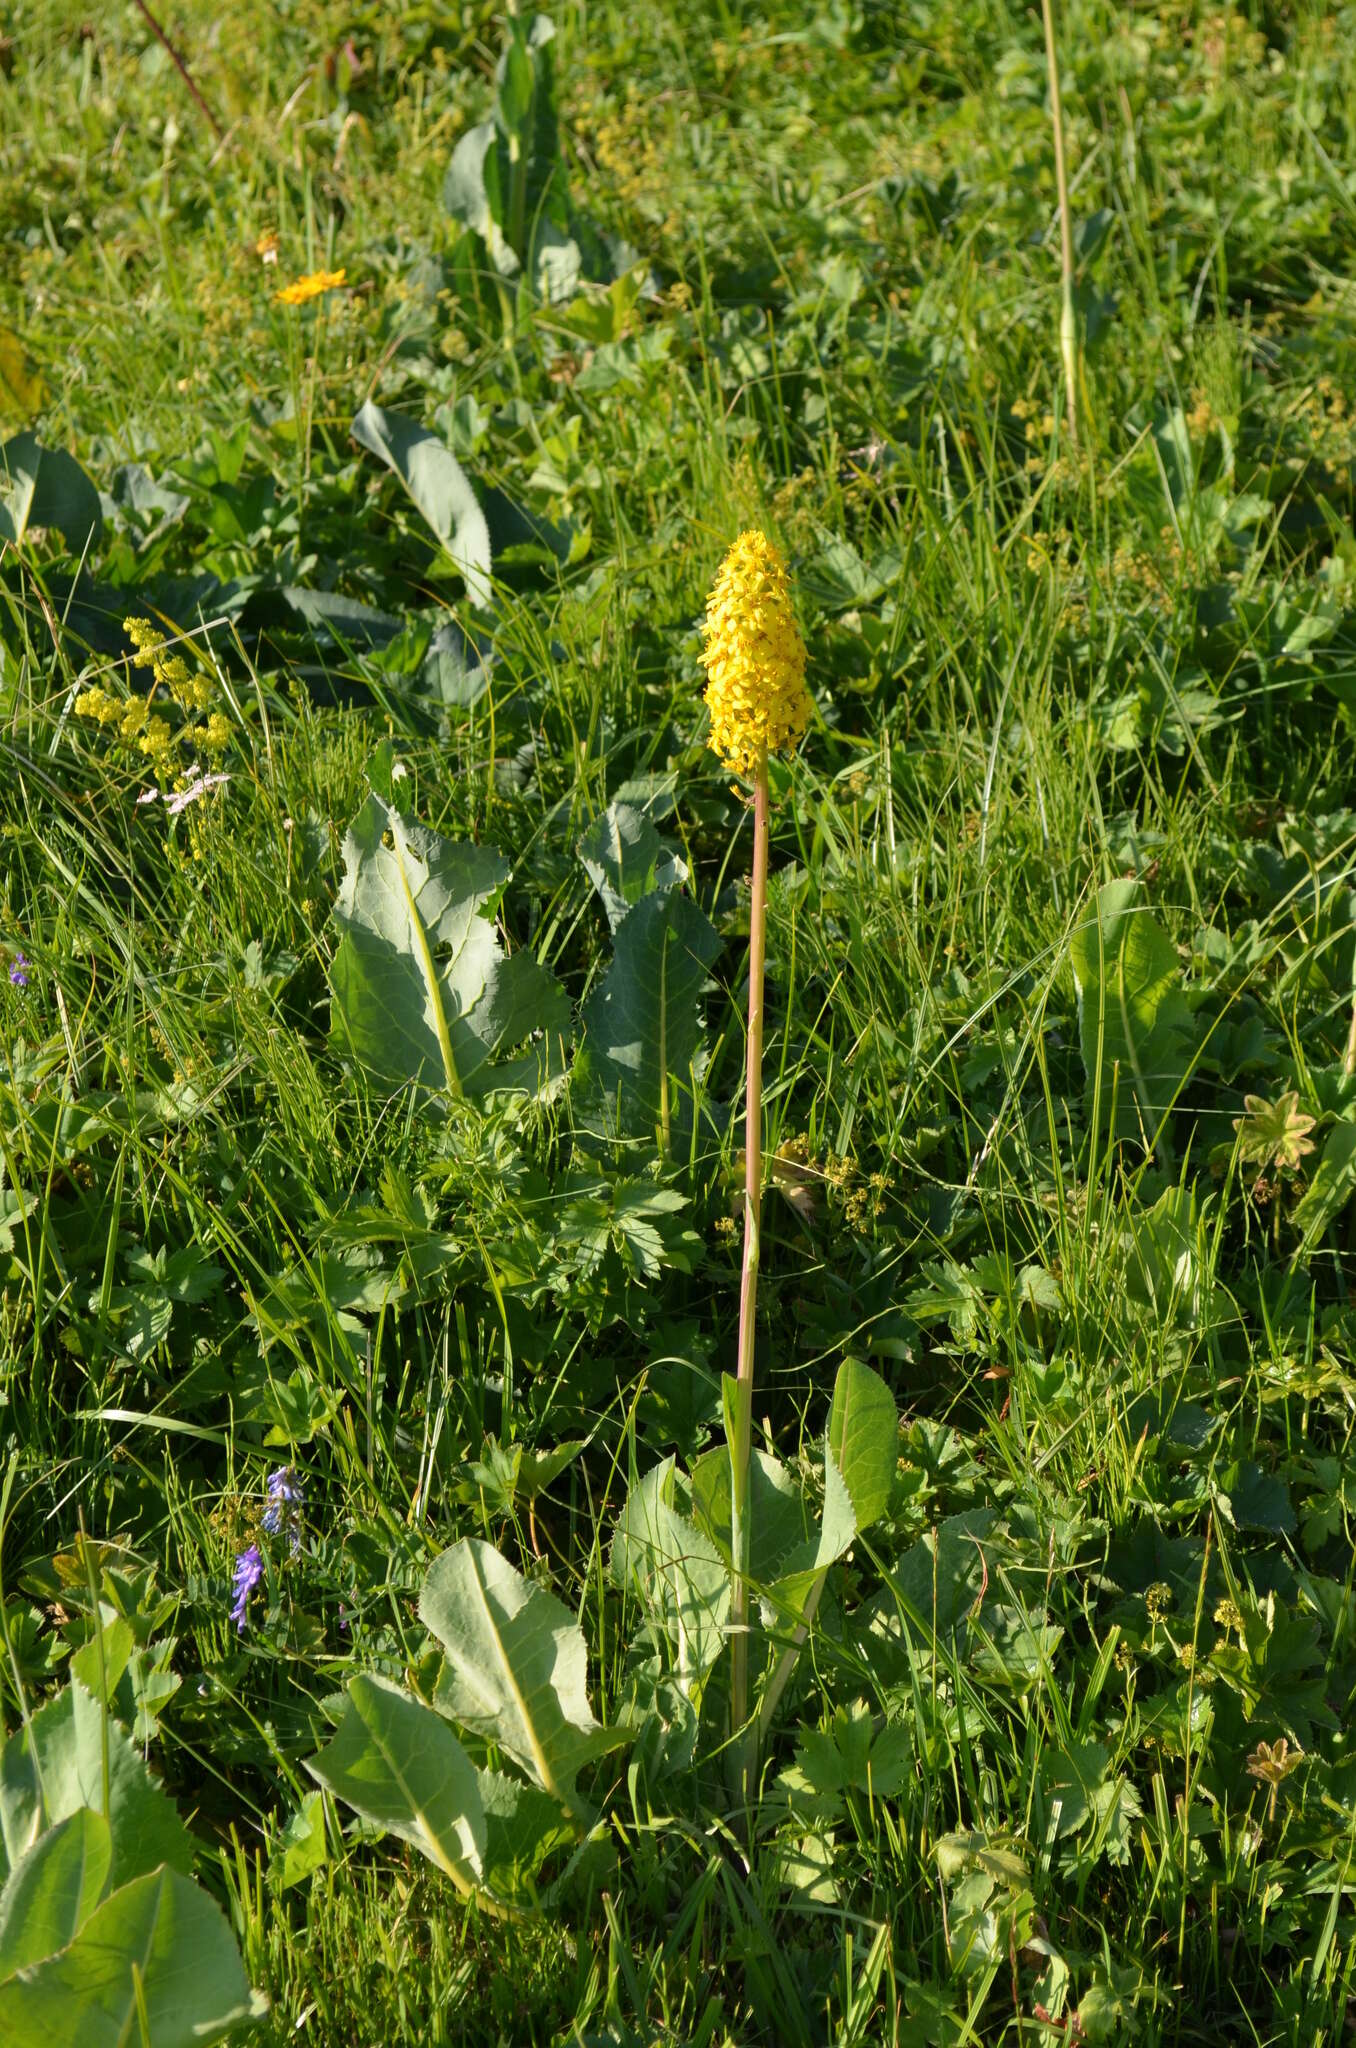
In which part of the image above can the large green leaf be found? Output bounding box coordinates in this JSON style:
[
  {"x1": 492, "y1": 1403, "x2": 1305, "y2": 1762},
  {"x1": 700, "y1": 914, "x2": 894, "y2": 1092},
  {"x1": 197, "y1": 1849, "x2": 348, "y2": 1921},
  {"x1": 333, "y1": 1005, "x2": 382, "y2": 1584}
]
[
  {"x1": 579, "y1": 889, "x2": 721, "y2": 1136},
  {"x1": 0, "y1": 432, "x2": 102, "y2": 552},
  {"x1": 306, "y1": 1673, "x2": 485, "y2": 1893},
  {"x1": 1070, "y1": 880, "x2": 1197, "y2": 1150},
  {"x1": 0, "y1": 1809, "x2": 111, "y2": 1976},
  {"x1": 351, "y1": 401, "x2": 492, "y2": 606},
  {"x1": 420, "y1": 1539, "x2": 629, "y2": 1812},
  {"x1": 330, "y1": 787, "x2": 568, "y2": 1100},
  {"x1": 578, "y1": 801, "x2": 687, "y2": 934},
  {"x1": 612, "y1": 1458, "x2": 731, "y2": 1688},
  {"x1": 827, "y1": 1358, "x2": 897, "y2": 1533},
  {"x1": 476, "y1": 1769, "x2": 575, "y2": 1901},
  {"x1": 0, "y1": 1679, "x2": 192, "y2": 1890},
  {"x1": 442, "y1": 14, "x2": 574, "y2": 290},
  {"x1": 0, "y1": 1865, "x2": 264, "y2": 2046}
]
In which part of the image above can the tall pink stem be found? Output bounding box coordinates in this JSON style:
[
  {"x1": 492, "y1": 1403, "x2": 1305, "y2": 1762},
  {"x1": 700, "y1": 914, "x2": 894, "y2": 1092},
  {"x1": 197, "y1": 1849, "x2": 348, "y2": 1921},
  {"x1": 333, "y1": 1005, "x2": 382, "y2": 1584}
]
[{"x1": 728, "y1": 754, "x2": 769, "y2": 1804}]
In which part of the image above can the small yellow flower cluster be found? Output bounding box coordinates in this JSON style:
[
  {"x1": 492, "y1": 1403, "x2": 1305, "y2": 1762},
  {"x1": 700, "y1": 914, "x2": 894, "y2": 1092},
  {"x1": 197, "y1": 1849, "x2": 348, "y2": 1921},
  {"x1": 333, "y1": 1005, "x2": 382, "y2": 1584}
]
[
  {"x1": 700, "y1": 530, "x2": 811, "y2": 780},
  {"x1": 74, "y1": 618, "x2": 233, "y2": 792},
  {"x1": 275, "y1": 268, "x2": 346, "y2": 306},
  {"x1": 126, "y1": 615, "x2": 213, "y2": 710}
]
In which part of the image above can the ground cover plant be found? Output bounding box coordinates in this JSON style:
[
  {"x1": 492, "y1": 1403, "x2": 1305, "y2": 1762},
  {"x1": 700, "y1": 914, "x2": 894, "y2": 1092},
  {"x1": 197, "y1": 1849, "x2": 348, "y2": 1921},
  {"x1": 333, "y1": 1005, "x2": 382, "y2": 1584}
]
[{"x1": 2, "y1": 0, "x2": 1356, "y2": 2040}]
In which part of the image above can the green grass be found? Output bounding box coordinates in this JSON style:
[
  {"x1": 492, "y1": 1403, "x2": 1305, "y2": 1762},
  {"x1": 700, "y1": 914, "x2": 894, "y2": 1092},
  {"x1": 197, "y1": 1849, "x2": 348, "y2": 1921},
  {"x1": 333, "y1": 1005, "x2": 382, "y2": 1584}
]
[{"x1": 4, "y1": 0, "x2": 1356, "y2": 2041}]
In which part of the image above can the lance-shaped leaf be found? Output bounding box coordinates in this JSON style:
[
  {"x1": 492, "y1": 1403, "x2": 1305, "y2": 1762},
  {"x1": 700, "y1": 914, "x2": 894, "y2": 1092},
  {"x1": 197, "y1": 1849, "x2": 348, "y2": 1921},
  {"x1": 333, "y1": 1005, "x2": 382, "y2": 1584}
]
[
  {"x1": 352, "y1": 400, "x2": 492, "y2": 606},
  {"x1": 827, "y1": 1356, "x2": 898, "y2": 1533},
  {"x1": 306, "y1": 1673, "x2": 485, "y2": 1893},
  {"x1": 0, "y1": 1864, "x2": 264, "y2": 2045},
  {"x1": 580, "y1": 889, "x2": 721, "y2": 1135},
  {"x1": 420, "y1": 1539, "x2": 629, "y2": 1812},
  {"x1": 330, "y1": 789, "x2": 568, "y2": 1099}
]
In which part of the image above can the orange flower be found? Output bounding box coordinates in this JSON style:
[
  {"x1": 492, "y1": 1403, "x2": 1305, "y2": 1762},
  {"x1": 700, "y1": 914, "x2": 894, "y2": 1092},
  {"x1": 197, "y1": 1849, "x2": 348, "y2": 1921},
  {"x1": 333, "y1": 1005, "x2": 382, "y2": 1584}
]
[{"x1": 275, "y1": 267, "x2": 346, "y2": 306}]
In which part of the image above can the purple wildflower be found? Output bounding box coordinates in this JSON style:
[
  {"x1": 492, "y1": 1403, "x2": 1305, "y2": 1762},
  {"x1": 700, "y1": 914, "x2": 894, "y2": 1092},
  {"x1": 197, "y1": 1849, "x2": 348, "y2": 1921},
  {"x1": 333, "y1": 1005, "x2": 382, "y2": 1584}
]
[
  {"x1": 230, "y1": 1545, "x2": 264, "y2": 1632},
  {"x1": 261, "y1": 1464, "x2": 304, "y2": 1550},
  {"x1": 9, "y1": 955, "x2": 28, "y2": 989}
]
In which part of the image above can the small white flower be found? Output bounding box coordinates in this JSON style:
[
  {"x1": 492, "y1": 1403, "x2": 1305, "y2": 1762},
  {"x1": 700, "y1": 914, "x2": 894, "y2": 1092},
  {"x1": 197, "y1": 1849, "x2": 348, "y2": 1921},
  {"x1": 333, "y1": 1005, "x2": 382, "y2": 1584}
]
[{"x1": 163, "y1": 773, "x2": 230, "y2": 817}]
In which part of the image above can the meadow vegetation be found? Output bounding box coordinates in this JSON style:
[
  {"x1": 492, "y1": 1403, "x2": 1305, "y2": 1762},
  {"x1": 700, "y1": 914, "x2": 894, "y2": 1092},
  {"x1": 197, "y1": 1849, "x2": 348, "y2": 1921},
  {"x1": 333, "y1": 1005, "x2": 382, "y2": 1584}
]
[{"x1": 3, "y1": 1, "x2": 1356, "y2": 2041}]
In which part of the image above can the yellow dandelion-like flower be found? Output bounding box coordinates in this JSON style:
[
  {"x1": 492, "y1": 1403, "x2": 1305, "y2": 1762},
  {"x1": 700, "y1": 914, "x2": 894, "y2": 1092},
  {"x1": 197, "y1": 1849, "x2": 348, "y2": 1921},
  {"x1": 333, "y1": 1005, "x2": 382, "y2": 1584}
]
[
  {"x1": 700, "y1": 529, "x2": 811, "y2": 780},
  {"x1": 275, "y1": 268, "x2": 347, "y2": 306}
]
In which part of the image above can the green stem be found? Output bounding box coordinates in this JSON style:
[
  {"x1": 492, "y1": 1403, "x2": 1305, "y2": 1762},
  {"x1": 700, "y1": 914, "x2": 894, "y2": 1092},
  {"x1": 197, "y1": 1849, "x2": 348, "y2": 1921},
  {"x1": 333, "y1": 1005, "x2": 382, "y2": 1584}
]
[
  {"x1": 729, "y1": 754, "x2": 770, "y2": 1810},
  {"x1": 1040, "y1": 0, "x2": 1079, "y2": 450}
]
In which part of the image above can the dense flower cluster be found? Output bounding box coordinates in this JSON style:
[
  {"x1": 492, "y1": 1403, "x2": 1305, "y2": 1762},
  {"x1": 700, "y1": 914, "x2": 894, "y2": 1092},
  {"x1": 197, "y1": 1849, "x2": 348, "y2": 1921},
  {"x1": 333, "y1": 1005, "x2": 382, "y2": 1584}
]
[
  {"x1": 262, "y1": 1464, "x2": 304, "y2": 1551},
  {"x1": 230, "y1": 1546, "x2": 263, "y2": 1633},
  {"x1": 74, "y1": 617, "x2": 232, "y2": 794},
  {"x1": 700, "y1": 530, "x2": 811, "y2": 779}
]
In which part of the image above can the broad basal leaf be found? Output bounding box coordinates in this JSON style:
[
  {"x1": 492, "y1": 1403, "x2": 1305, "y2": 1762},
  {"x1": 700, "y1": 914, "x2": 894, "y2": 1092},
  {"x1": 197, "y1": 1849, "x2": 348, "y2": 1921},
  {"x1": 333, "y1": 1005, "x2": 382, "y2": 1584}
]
[
  {"x1": 578, "y1": 800, "x2": 687, "y2": 933},
  {"x1": 0, "y1": 1808, "x2": 111, "y2": 1977},
  {"x1": 1070, "y1": 880, "x2": 1197, "y2": 1150},
  {"x1": 0, "y1": 432, "x2": 102, "y2": 553},
  {"x1": 579, "y1": 889, "x2": 721, "y2": 1136},
  {"x1": 0, "y1": 1864, "x2": 264, "y2": 2046},
  {"x1": 0, "y1": 1678, "x2": 192, "y2": 1890},
  {"x1": 1293, "y1": 1118, "x2": 1356, "y2": 1248},
  {"x1": 306, "y1": 1673, "x2": 485, "y2": 1893},
  {"x1": 612, "y1": 1459, "x2": 730, "y2": 1688},
  {"x1": 330, "y1": 787, "x2": 568, "y2": 1100},
  {"x1": 352, "y1": 401, "x2": 492, "y2": 606},
  {"x1": 420, "y1": 1539, "x2": 629, "y2": 1812}
]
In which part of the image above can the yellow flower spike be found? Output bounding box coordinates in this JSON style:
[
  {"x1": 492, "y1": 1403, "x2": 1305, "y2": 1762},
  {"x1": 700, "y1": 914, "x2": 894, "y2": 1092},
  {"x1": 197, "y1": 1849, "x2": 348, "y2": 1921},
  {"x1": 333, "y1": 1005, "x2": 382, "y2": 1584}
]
[
  {"x1": 275, "y1": 268, "x2": 347, "y2": 307},
  {"x1": 700, "y1": 529, "x2": 811, "y2": 780},
  {"x1": 700, "y1": 531, "x2": 811, "y2": 1816}
]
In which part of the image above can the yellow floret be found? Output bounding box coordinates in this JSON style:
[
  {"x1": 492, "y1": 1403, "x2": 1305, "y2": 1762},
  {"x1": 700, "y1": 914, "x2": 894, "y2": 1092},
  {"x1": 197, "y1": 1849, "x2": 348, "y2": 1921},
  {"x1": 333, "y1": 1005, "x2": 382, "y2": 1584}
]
[
  {"x1": 75, "y1": 686, "x2": 119, "y2": 723},
  {"x1": 202, "y1": 711, "x2": 232, "y2": 758},
  {"x1": 700, "y1": 529, "x2": 811, "y2": 780},
  {"x1": 124, "y1": 616, "x2": 161, "y2": 668}
]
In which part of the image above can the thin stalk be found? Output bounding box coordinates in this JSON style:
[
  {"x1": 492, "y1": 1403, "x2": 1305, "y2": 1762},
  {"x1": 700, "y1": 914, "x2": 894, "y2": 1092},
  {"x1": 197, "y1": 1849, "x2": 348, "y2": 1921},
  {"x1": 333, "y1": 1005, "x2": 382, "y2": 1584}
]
[
  {"x1": 133, "y1": 1, "x2": 225, "y2": 141},
  {"x1": 728, "y1": 755, "x2": 770, "y2": 1808},
  {"x1": 1040, "y1": 0, "x2": 1078, "y2": 449}
]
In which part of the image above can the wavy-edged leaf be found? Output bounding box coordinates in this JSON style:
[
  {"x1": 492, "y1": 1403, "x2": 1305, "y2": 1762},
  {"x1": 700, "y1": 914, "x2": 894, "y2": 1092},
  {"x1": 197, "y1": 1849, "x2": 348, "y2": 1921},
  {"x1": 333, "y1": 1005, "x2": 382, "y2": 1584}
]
[
  {"x1": 0, "y1": 432, "x2": 101, "y2": 552},
  {"x1": 578, "y1": 801, "x2": 687, "y2": 933},
  {"x1": 827, "y1": 1357, "x2": 897, "y2": 1533},
  {"x1": 612, "y1": 1458, "x2": 730, "y2": 1687},
  {"x1": 1070, "y1": 880, "x2": 1196, "y2": 1149}
]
